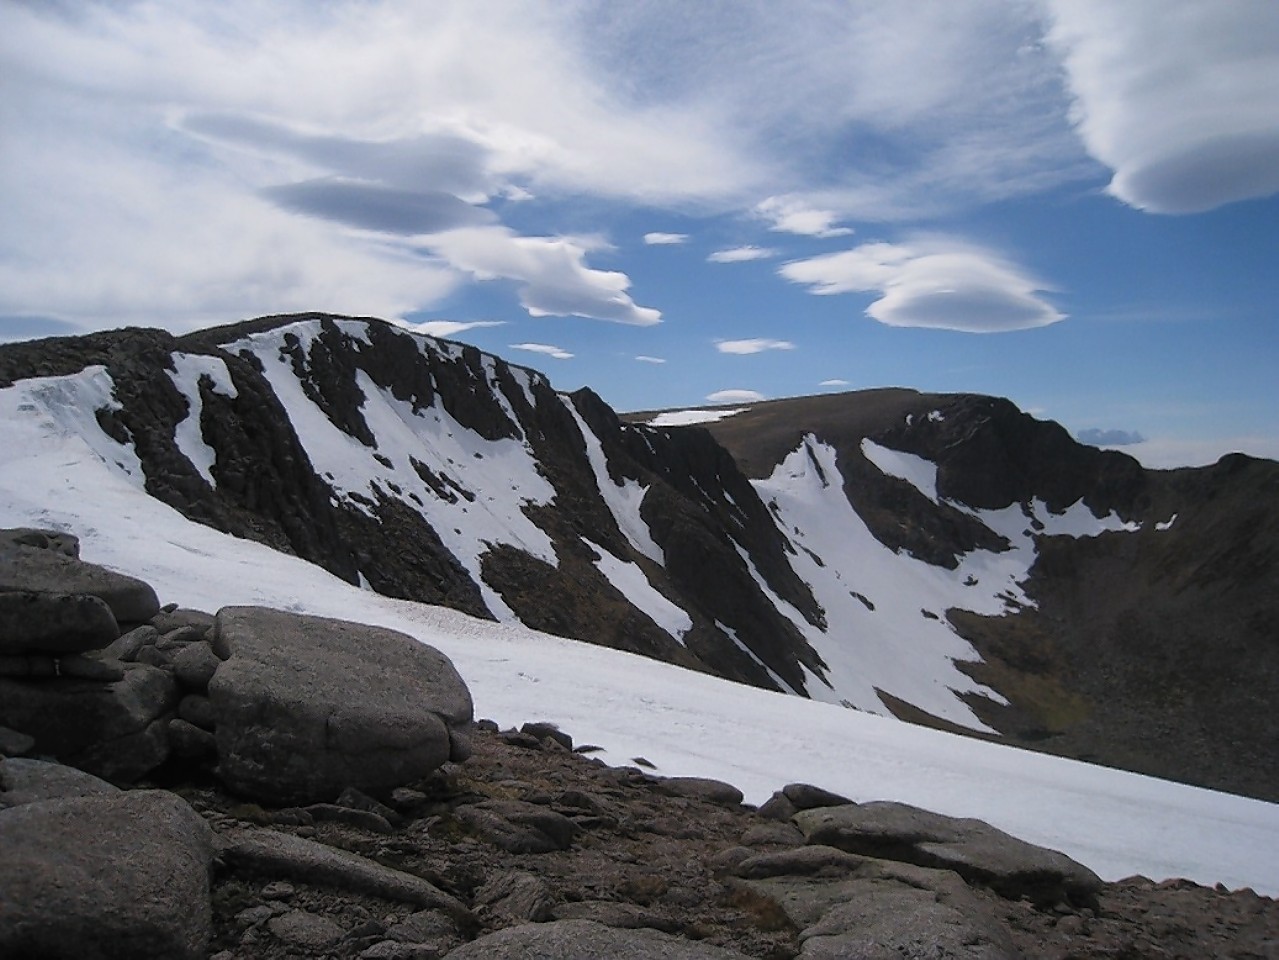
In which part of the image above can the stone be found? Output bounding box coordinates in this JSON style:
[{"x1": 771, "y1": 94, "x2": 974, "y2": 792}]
[
  {"x1": 385, "y1": 909, "x2": 457, "y2": 945},
  {"x1": 221, "y1": 826, "x2": 474, "y2": 924},
  {"x1": 0, "y1": 790, "x2": 215, "y2": 960},
  {"x1": 0, "y1": 590, "x2": 120, "y2": 655},
  {"x1": 551, "y1": 900, "x2": 680, "y2": 932},
  {"x1": 0, "y1": 526, "x2": 80, "y2": 558},
  {"x1": 455, "y1": 799, "x2": 578, "y2": 853},
  {"x1": 0, "y1": 545, "x2": 160, "y2": 623},
  {"x1": 267, "y1": 910, "x2": 345, "y2": 950},
  {"x1": 781, "y1": 782, "x2": 853, "y2": 811},
  {"x1": 794, "y1": 800, "x2": 1104, "y2": 908},
  {"x1": 179, "y1": 692, "x2": 217, "y2": 729},
  {"x1": 475, "y1": 870, "x2": 555, "y2": 922},
  {"x1": 338, "y1": 785, "x2": 404, "y2": 826},
  {"x1": 0, "y1": 725, "x2": 34, "y2": 757},
  {"x1": 151, "y1": 607, "x2": 216, "y2": 636},
  {"x1": 172, "y1": 640, "x2": 221, "y2": 689},
  {"x1": 0, "y1": 662, "x2": 178, "y2": 784},
  {"x1": 742, "y1": 822, "x2": 805, "y2": 846},
  {"x1": 653, "y1": 776, "x2": 745, "y2": 806},
  {"x1": 58, "y1": 652, "x2": 126, "y2": 681},
  {"x1": 168, "y1": 717, "x2": 218, "y2": 759},
  {"x1": 208, "y1": 606, "x2": 473, "y2": 803},
  {"x1": 0, "y1": 757, "x2": 119, "y2": 809},
  {"x1": 758, "y1": 791, "x2": 799, "y2": 822},
  {"x1": 521, "y1": 720, "x2": 574, "y2": 751},
  {"x1": 439, "y1": 920, "x2": 753, "y2": 959},
  {"x1": 306, "y1": 802, "x2": 396, "y2": 834},
  {"x1": 101, "y1": 624, "x2": 159, "y2": 662}
]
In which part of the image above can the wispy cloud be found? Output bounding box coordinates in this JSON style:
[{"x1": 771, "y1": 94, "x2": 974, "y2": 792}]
[
  {"x1": 643, "y1": 232, "x2": 688, "y2": 245},
  {"x1": 635, "y1": 355, "x2": 666, "y2": 364},
  {"x1": 1043, "y1": 1, "x2": 1279, "y2": 213},
  {"x1": 780, "y1": 237, "x2": 1064, "y2": 333},
  {"x1": 708, "y1": 246, "x2": 777, "y2": 264},
  {"x1": 820, "y1": 378, "x2": 850, "y2": 388},
  {"x1": 715, "y1": 338, "x2": 795, "y2": 355},
  {"x1": 401, "y1": 319, "x2": 505, "y2": 338},
  {"x1": 510, "y1": 342, "x2": 574, "y2": 360},
  {"x1": 755, "y1": 196, "x2": 852, "y2": 238},
  {"x1": 707, "y1": 388, "x2": 765, "y2": 404}
]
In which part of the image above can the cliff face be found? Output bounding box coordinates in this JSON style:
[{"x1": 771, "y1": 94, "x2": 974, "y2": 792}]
[{"x1": 3, "y1": 313, "x2": 1276, "y2": 800}]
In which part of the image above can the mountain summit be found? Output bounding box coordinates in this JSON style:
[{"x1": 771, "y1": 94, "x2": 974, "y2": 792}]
[{"x1": 2, "y1": 313, "x2": 1275, "y2": 800}]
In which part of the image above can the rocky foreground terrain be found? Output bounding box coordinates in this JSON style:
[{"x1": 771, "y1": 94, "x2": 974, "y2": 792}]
[{"x1": 2, "y1": 526, "x2": 1277, "y2": 959}]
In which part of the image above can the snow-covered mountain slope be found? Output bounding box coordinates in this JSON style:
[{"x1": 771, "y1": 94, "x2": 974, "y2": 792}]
[
  {"x1": 3, "y1": 313, "x2": 1277, "y2": 803},
  {"x1": 1, "y1": 384, "x2": 1277, "y2": 896}
]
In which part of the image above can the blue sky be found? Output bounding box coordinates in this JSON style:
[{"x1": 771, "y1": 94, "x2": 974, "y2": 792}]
[{"x1": 2, "y1": 2, "x2": 1277, "y2": 467}]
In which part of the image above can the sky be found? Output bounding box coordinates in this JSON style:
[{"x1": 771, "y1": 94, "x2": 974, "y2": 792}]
[{"x1": 1, "y1": 1, "x2": 1277, "y2": 468}]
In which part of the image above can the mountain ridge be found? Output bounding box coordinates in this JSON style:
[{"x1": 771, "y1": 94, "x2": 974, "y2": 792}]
[{"x1": 2, "y1": 312, "x2": 1275, "y2": 801}]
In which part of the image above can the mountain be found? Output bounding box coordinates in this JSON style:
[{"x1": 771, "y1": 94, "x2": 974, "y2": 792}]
[{"x1": 2, "y1": 312, "x2": 1275, "y2": 802}]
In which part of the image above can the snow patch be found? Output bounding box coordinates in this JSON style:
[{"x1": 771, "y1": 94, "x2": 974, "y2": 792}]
[
  {"x1": 862, "y1": 438, "x2": 939, "y2": 503},
  {"x1": 585, "y1": 538, "x2": 692, "y2": 646},
  {"x1": 646, "y1": 408, "x2": 744, "y2": 427},
  {"x1": 167, "y1": 353, "x2": 238, "y2": 488},
  {"x1": 1157, "y1": 514, "x2": 1178, "y2": 531}
]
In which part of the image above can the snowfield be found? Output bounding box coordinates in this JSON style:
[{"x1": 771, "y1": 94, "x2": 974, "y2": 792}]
[{"x1": 2, "y1": 369, "x2": 1278, "y2": 895}]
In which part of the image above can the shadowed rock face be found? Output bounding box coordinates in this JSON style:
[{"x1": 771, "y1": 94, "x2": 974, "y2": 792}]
[{"x1": 2, "y1": 315, "x2": 1277, "y2": 802}]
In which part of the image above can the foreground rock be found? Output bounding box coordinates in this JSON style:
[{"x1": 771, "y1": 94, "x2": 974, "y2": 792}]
[
  {"x1": 0, "y1": 789, "x2": 215, "y2": 959},
  {"x1": 794, "y1": 800, "x2": 1103, "y2": 908},
  {"x1": 209, "y1": 606, "x2": 474, "y2": 803},
  {"x1": 441, "y1": 919, "x2": 752, "y2": 959}
]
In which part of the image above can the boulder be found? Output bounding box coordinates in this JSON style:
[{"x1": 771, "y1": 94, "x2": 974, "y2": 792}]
[
  {"x1": 0, "y1": 757, "x2": 119, "y2": 809},
  {"x1": 475, "y1": 870, "x2": 555, "y2": 923},
  {"x1": 0, "y1": 662, "x2": 177, "y2": 784},
  {"x1": 207, "y1": 606, "x2": 473, "y2": 803},
  {"x1": 454, "y1": 799, "x2": 578, "y2": 853},
  {"x1": 794, "y1": 800, "x2": 1103, "y2": 907},
  {"x1": 654, "y1": 775, "x2": 745, "y2": 806},
  {"x1": 439, "y1": 920, "x2": 752, "y2": 959},
  {"x1": 0, "y1": 590, "x2": 120, "y2": 655},
  {"x1": 0, "y1": 789, "x2": 215, "y2": 960},
  {"x1": 0, "y1": 725, "x2": 34, "y2": 757},
  {"x1": 172, "y1": 640, "x2": 221, "y2": 689},
  {"x1": 0, "y1": 544, "x2": 160, "y2": 623},
  {"x1": 0, "y1": 527, "x2": 80, "y2": 558}
]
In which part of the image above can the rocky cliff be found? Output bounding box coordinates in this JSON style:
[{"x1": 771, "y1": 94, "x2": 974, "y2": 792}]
[{"x1": 2, "y1": 313, "x2": 1276, "y2": 801}]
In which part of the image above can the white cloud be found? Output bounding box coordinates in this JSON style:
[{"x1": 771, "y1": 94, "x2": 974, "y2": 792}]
[
  {"x1": 755, "y1": 196, "x2": 852, "y2": 238},
  {"x1": 820, "y1": 378, "x2": 850, "y2": 388},
  {"x1": 400, "y1": 319, "x2": 505, "y2": 338},
  {"x1": 715, "y1": 338, "x2": 795, "y2": 355},
  {"x1": 1076, "y1": 428, "x2": 1145, "y2": 447},
  {"x1": 425, "y1": 227, "x2": 660, "y2": 326},
  {"x1": 509, "y1": 342, "x2": 574, "y2": 361},
  {"x1": 780, "y1": 238, "x2": 1064, "y2": 333},
  {"x1": 1043, "y1": 2, "x2": 1279, "y2": 213},
  {"x1": 643, "y1": 232, "x2": 688, "y2": 245},
  {"x1": 1123, "y1": 435, "x2": 1279, "y2": 470},
  {"x1": 708, "y1": 246, "x2": 777, "y2": 264},
  {"x1": 635, "y1": 355, "x2": 666, "y2": 364},
  {"x1": 707, "y1": 388, "x2": 765, "y2": 404}
]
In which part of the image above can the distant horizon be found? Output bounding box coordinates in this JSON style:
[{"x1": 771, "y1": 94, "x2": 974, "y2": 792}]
[{"x1": 2, "y1": 2, "x2": 1276, "y2": 468}]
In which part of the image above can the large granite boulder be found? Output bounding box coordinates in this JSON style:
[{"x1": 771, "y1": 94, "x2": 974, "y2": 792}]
[
  {"x1": 0, "y1": 789, "x2": 215, "y2": 959},
  {"x1": 0, "y1": 757, "x2": 120, "y2": 809},
  {"x1": 0, "y1": 591, "x2": 120, "y2": 655},
  {"x1": 0, "y1": 542, "x2": 160, "y2": 624},
  {"x1": 0, "y1": 662, "x2": 177, "y2": 784},
  {"x1": 794, "y1": 800, "x2": 1102, "y2": 908},
  {"x1": 208, "y1": 606, "x2": 473, "y2": 803}
]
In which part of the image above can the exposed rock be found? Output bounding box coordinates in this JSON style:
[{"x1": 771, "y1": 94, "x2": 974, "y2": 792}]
[
  {"x1": 267, "y1": 909, "x2": 345, "y2": 950},
  {"x1": 521, "y1": 720, "x2": 573, "y2": 750},
  {"x1": 0, "y1": 789, "x2": 214, "y2": 960},
  {"x1": 101, "y1": 623, "x2": 158, "y2": 661},
  {"x1": 0, "y1": 526, "x2": 80, "y2": 558},
  {"x1": 58, "y1": 652, "x2": 126, "y2": 681},
  {"x1": 0, "y1": 590, "x2": 119, "y2": 654},
  {"x1": 741, "y1": 821, "x2": 805, "y2": 846},
  {"x1": 781, "y1": 782, "x2": 853, "y2": 811},
  {"x1": 440, "y1": 920, "x2": 754, "y2": 959},
  {"x1": 208, "y1": 606, "x2": 473, "y2": 803},
  {"x1": 171, "y1": 639, "x2": 221, "y2": 689},
  {"x1": 384, "y1": 909, "x2": 458, "y2": 946},
  {"x1": 179, "y1": 692, "x2": 217, "y2": 729},
  {"x1": 455, "y1": 798, "x2": 578, "y2": 853},
  {"x1": 0, "y1": 544, "x2": 160, "y2": 623},
  {"x1": 168, "y1": 717, "x2": 218, "y2": 758},
  {"x1": 654, "y1": 776, "x2": 745, "y2": 806},
  {"x1": 0, "y1": 661, "x2": 177, "y2": 784},
  {"x1": 306, "y1": 802, "x2": 396, "y2": 834},
  {"x1": 475, "y1": 869, "x2": 555, "y2": 922},
  {"x1": 0, "y1": 757, "x2": 119, "y2": 809},
  {"x1": 551, "y1": 899, "x2": 681, "y2": 931},
  {"x1": 794, "y1": 800, "x2": 1103, "y2": 907},
  {"x1": 0, "y1": 725, "x2": 34, "y2": 757},
  {"x1": 220, "y1": 825, "x2": 474, "y2": 924}
]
